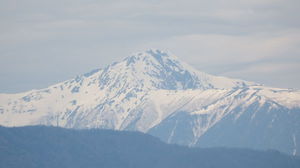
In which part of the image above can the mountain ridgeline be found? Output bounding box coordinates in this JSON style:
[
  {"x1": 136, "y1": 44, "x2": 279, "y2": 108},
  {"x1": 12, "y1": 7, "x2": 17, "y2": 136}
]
[
  {"x1": 1, "y1": 126, "x2": 300, "y2": 168},
  {"x1": 0, "y1": 49, "x2": 300, "y2": 155}
]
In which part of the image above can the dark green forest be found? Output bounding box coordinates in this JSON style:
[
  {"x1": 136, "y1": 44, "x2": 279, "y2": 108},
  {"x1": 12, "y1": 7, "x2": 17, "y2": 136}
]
[{"x1": 0, "y1": 126, "x2": 299, "y2": 168}]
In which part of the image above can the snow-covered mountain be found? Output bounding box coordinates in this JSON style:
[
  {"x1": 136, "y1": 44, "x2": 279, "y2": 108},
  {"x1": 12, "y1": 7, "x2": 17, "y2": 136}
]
[{"x1": 0, "y1": 49, "x2": 299, "y2": 155}]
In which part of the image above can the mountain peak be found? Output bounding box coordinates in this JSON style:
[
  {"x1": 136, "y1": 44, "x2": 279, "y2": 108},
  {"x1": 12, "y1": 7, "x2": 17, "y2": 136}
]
[
  {"x1": 137, "y1": 48, "x2": 171, "y2": 58},
  {"x1": 144, "y1": 48, "x2": 172, "y2": 59},
  {"x1": 112, "y1": 49, "x2": 203, "y2": 90},
  {"x1": 80, "y1": 49, "x2": 255, "y2": 91},
  {"x1": 123, "y1": 49, "x2": 176, "y2": 66}
]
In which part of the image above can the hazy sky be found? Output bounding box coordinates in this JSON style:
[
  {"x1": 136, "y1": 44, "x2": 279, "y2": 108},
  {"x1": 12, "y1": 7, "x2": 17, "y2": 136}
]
[{"x1": 1, "y1": 0, "x2": 299, "y2": 93}]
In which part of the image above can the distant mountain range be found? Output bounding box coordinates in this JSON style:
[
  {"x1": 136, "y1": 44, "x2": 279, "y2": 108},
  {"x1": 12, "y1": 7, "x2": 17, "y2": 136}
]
[
  {"x1": 1, "y1": 126, "x2": 299, "y2": 168},
  {"x1": 0, "y1": 49, "x2": 299, "y2": 155}
]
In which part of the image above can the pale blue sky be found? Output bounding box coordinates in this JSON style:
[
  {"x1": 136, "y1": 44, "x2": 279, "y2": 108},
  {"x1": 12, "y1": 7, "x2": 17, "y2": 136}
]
[{"x1": 0, "y1": 0, "x2": 299, "y2": 93}]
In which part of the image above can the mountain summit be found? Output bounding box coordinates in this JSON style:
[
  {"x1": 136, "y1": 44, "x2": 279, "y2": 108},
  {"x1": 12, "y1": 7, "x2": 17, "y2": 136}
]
[
  {"x1": 84, "y1": 49, "x2": 255, "y2": 93},
  {"x1": 0, "y1": 49, "x2": 299, "y2": 155},
  {"x1": 119, "y1": 49, "x2": 256, "y2": 90}
]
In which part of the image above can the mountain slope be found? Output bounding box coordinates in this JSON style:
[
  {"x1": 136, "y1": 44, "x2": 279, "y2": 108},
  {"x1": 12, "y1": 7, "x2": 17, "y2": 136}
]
[
  {"x1": 148, "y1": 87, "x2": 300, "y2": 155},
  {"x1": 0, "y1": 49, "x2": 299, "y2": 155},
  {"x1": 0, "y1": 49, "x2": 256, "y2": 129},
  {"x1": 1, "y1": 126, "x2": 300, "y2": 168}
]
